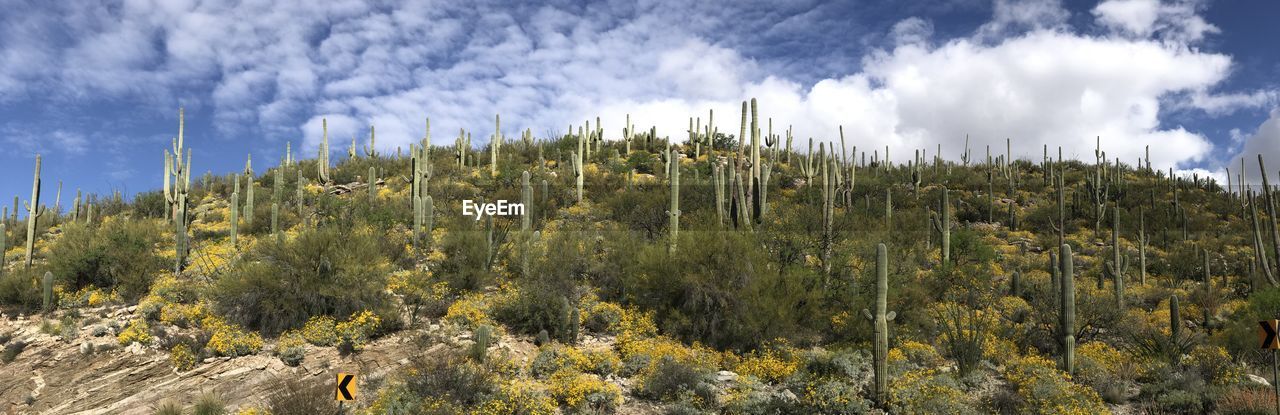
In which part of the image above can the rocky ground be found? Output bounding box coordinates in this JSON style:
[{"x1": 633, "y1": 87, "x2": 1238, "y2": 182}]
[{"x1": 0, "y1": 305, "x2": 675, "y2": 414}]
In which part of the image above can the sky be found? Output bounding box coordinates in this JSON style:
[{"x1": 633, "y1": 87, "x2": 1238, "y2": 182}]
[{"x1": 1, "y1": 0, "x2": 1278, "y2": 208}]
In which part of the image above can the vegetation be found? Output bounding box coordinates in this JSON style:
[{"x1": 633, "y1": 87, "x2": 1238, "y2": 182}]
[{"x1": 0, "y1": 103, "x2": 1273, "y2": 413}]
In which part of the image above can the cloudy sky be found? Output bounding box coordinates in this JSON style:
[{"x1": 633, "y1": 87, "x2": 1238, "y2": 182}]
[{"x1": 1, "y1": 0, "x2": 1277, "y2": 206}]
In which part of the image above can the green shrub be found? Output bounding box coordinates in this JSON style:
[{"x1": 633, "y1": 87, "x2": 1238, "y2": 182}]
[
  {"x1": 264, "y1": 376, "x2": 340, "y2": 415},
  {"x1": 639, "y1": 356, "x2": 716, "y2": 404},
  {"x1": 0, "y1": 267, "x2": 43, "y2": 312},
  {"x1": 210, "y1": 225, "x2": 391, "y2": 335},
  {"x1": 152, "y1": 401, "x2": 182, "y2": 415},
  {"x1": 2, "y1": 340, "x2": 27, "y2": 363},
  {"x1": 191, "y1": 392, "x2": 226, "y2": 415},
  {"x1": 623, "y1": 230, "x2": 824, "y2": 350},
  {"x1": 46, "y1": 220, "x2": 165, "y2": 300},
  {"x1": 404, "y1": 351, "x2": 498, "y2": 407}
]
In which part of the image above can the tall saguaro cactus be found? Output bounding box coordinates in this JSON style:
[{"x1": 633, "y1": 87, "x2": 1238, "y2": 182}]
[
  {"x1": 24, "y1": 154, "x2": 45, "y2": 268},
  {"x1": 862, "y1": 243, "x2": 896, "y2": 406},
  {"x1": 243, "y1": 155, "x2": 254, "y2": 225},
  {"x1": 164, "y1": 109, "x2": 192, "y2": 273},
  {"x1": 572, "y1": 149, "x2": 584, "y2": 204},
  {"x1": 318, "y1": 118, "x2": 332, "y2": 185},
  {"x1": 1169, "y1": 295, "x2": 1181, "y2": 355},
  {"x1": 230, "y1": 174, "x2": 240, "y2": 249},
  {"x1": 931, "y1": 187, "x2": 951, "y2": 266},
  {"x1": 490, "y1": 114, "x2": 502, "y2": 177},
  {"x1": 42, "y1": 271, "x2": 53, "y2": 312},
  {"x1": 668, "y1": 148, "x2": 681, "y2": 252},
  {"x1": 1059, "y1": 244, "x2": 1076, "y2": 375},
  {"x1": 1104, "y1": 205, "x2": 1127, "y2": 308},
  {"x1": 0, "y1": 222, "x2": 6, "y2": 273},
  {"x1": 521, "y1": 171, "x2": 533, "y2": 232}
]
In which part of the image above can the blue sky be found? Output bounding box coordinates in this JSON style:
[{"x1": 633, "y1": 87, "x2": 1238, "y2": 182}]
[{"x1": 1, "y1": 0, "x2": 1278, "y2": 207}]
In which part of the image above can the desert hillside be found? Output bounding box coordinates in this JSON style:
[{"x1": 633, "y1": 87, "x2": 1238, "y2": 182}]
[{"x1": 3, "y1": 107, "x2": 1278, "y2": 414}]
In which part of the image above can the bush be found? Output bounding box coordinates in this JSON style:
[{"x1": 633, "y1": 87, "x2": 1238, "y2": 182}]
[
  {"x1": 547, "y1": 372, "x2": 623, "y2": 414},
  {"x1": 639, "y1": 356, "x2": 716, "y2": 404},
  {"x1": 169, "y1": 343, "x2": 196, "y2": 371},
  {"x1": 888, "y1": 368, "x2": 980, "y2": 415},
  {"x1": 0, "y1": 266, "x2": 44, "y2": 312},
  {"x1": 46, "y1": 220, "x2": 165, "y2": 301},
  {"x1": 583, "y1": 301, "x2": 624, "y2": 335},
  {"x1": 275, "y1": 331, "x2": 306, "y2": 366},
  {"x1": 210, "y1": 225, "x2": 391, "y2": 335},
  {"x1": 192, "y1": 392, "x2": 226, "y2": 415},
  {"x1": 300, "y1": 315, "x2": 337, "y2": 346},
  {"x1": 530, "y1": 344, "x2": 590, "y2": 379},
  {"x1": 622, "y1": 230, "x2": 824, "y2": 350},
  {"x1": 153, "y1": 401, "x2": 183, "y2": 415},
  {"x1": 2, "y1": 340, "x2": 27, "y2": 363},
  {"x1": 404, "y1": 351, "x2": 498, "y2": 407},
  {"x1": 1218, "y1": 386, "x2": 1276, "y2": 415},
  {"x1": 203, "y1": 316, "x2": 263, "y2": 357},
  {"x1": 117, "y1": 318, "x2": 151, "y2": 346},
  {"x1": 264, "y1": 376, "x2": 339, "y2": 415}
]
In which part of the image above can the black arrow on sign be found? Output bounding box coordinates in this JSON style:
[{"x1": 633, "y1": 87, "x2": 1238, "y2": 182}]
[
  {"x1": 1260, "y1": 321, "x2": 1278, "y2": 349},
  {"x1": 336, "y1": 374, "x2": 355, "y2": 401}
]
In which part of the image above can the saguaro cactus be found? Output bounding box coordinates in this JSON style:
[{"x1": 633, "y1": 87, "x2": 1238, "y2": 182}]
[
  {"x1": 24, "y1": 154, "x2": 45, "y2": 268},
  {"x1": 1139, "y1": 208, "x2": 1147, "y2": 285},
  {"x1": 931, "y1": 187, "x2": 951, "y2": 266},
  {"x1": 1169, "y1": 295, "x2": 1181, "y2": 352},
  {"x1": 165, "y1": 110, "x2": 192, "y2": 273},
  {"x1": 318, "y1": 118, "x2": 332, "y2": 185},
  {"x1": 572, "y1": 150, "x2": 584, "y2": 203},
  {"x1": 42, "y1": 271, "x2": 53, "y2": 312},
  {"x1": 862, "y1": 243, "x2": 896, "y2": 405},
  {"x1": 490, "y1": 114, "x2": 502, "y2": 177},
  {"x1": 363, "y1": 125, "x2": 377, "y2": 158},
  {"x1": 244, "y1": 156, "x2": 255, "y2": 225},
  {"x1": 1104, "y1": 205, "x2": 1128, "y2": 308},
  {"x1": 368, "y1": 166, "x2": 378, "y2": 205},
  {"x1": 230, "y1": 174, "x2": 240, "y2": 249},
  {"x1": 272, "y1": 167, "x2": 283, "y2": 237},
  {"x1": 521, "y1": 171, "x2": 532, "y2": 232},
  {"x1": 1059, "y1": 244, "x2": 1076, "y2": 375},
  {"x1": 713, "y1": 161, "x2": 724, "y2": 226},
  {"x1": 668, "y1": 148, "x2": 681, "y2": 251}
]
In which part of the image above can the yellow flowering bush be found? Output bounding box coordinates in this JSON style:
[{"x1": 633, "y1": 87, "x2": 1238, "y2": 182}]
[
  {"x1": 618, "y1": 335, "x2": 720, "y2": 379},
  {"x1": 1002, "y1": 354, "x2": 1106, "y2": 414},
  {"x1": 299, "y1": 315, "x2": 338, "y2": 346},
  {"x1": 1185, "y1": 345, "x2": 1243, "y2": 385},
  {"x1": 476, "y1": 379, "x2": 558, "y2": 415},
  {"x1": 584, "y1": 349, "x2": 622, "y2": 376},
  {"x1": 160, "y1": 301, "x2": 209, "y2": 328},
  {"x1": 445, "y1": 292, "x2": 495, "y2": 329},
  {"x1": 734, "y1": 342, "x2": 800, "y2": 384},
  {"x1": 234, "y1": 407, "x2": 270, "y2": 415},
  {"x1": 169, "y1": 343, "x2": 196, "y2": 371},
  {"x1": 335, "y1": 310, "x2": 382, "y2": 351},
  {"x1": 117, "y1": 318, "x2": 151, "y2": 346},
  {"x1": 276, "y1": 330, "x2": 307, "y2": 366},
  {"x1": 530, "y1": 344, "x2": 591, "y2": 378},
  {"x1": 582, "y1": 301, "x2": 624, "y2": 334},
  {"x1": 887, "y1": 368, "x2": 977, "y2": 414},
  {"x1": 547, "y1": 372, "x2": 622, "y2": 414},
  {"x1": 203, "y1": 316, "x2": 263, "y2": 357}
]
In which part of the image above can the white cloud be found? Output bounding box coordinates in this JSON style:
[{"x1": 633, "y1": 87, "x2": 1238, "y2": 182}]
[
  {"x1": 1093, "y1": 0, "x2": 1219, "y2": 43},
  {"x1": 890, "y1": 17, "x2": 933, "y2": 47},
  {"x1": 1183, "y1": 90, "x2": 1280, "y2": 115},
  {"x1": 1230, "y1": 108, "x2": 1280, "y2": 189},
  {"x1": 0, "y1": 0, "x2": 1264, "y2": 177},
  {"x1": 977, "y1": 0, "x2": 1071, "y2": 40}
]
